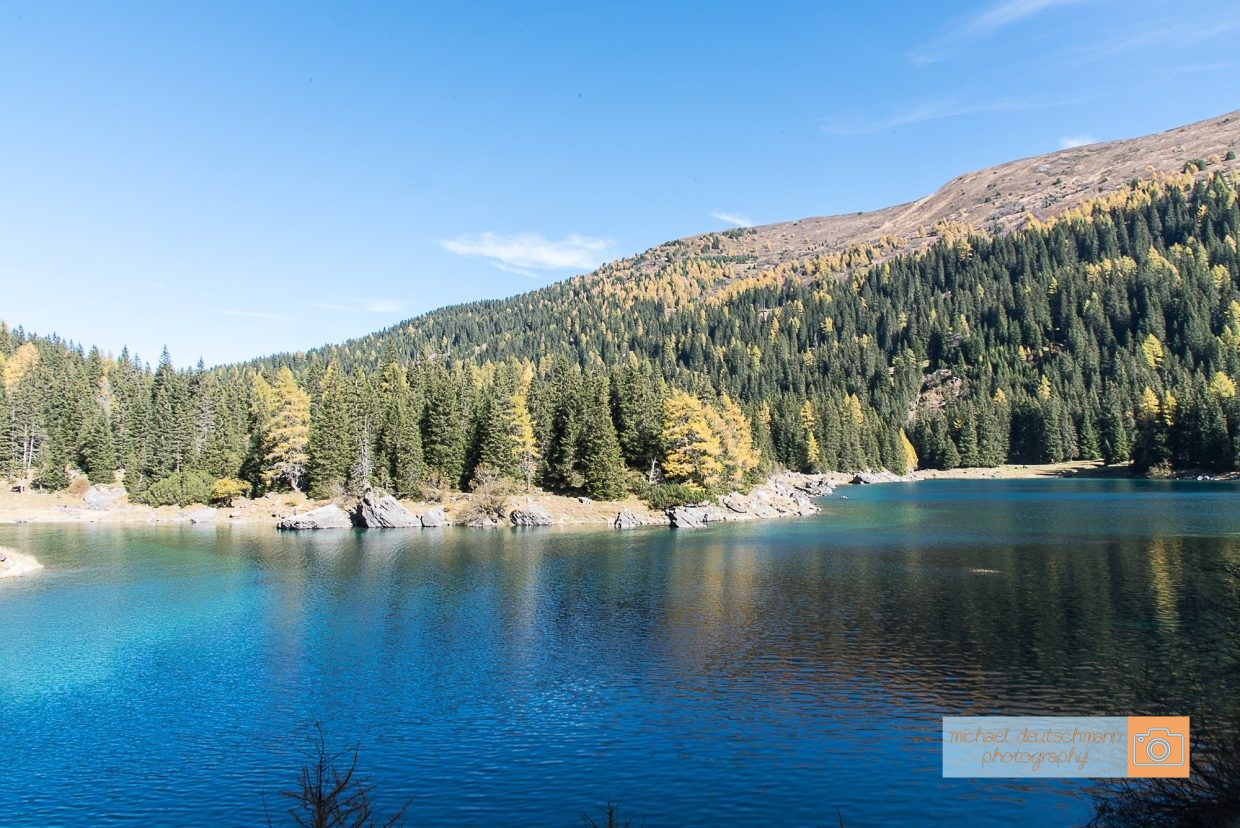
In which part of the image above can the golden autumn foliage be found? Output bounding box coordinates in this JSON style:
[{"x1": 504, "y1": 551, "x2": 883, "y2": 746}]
[
  {"x1": 900, "y1": 430, "x2": 919, "y2": 471},
  {"x1": 3, "y1": 342, "x2": 39, "y2": 391},
  {"x1": 1141, "y1": 334, "x2": 1165, "y2": 369},
  {"x1": 258, "y1": 367, "x2": 310, "y2": 491},
  {"x1": 661, "y1": 391, "x2": 723, "y2": 489},
  {"x1": 711, "y1": 395, "x2": 761, "y2": 485},
  {"x1": 1209, "y1": 371, "x2": 1237, "y2": 399}
]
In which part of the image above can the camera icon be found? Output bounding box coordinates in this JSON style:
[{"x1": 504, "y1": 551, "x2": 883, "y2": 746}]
[{"x1": 1132, "y1": 727, "x2": 1185, "y2": 767}]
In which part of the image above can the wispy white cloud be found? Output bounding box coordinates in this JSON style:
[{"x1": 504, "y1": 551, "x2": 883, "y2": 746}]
[
  {"x1": 440, "y1": 232, "x2": 613, "y2": 275},
  {"x1": 711, "y1": 211, "x2": 753, "y2": 227},
  {"x1": 910, "y1": 0, "x2": 1084, "y2": 64},
  {"x1": 1059, "y1": 134, "x2": 1096, "y2": 149},
  {"x1": 489, "y1": 261, "x2": 542, "y2": 280},
  {"x1": 1051, "y1": 19, "x2": 1240, "y2": 68},
  {"x1": 313, "y1": 299, "x2": 405, "y2": 314},
  {"x1": 820, "y1": 95, "x2": 1074, "y2": 136}
]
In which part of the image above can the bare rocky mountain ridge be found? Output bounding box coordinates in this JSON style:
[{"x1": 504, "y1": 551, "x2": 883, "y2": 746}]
[{"x1": 622, "y1": 109, "x2": 1240, "y2": 283}]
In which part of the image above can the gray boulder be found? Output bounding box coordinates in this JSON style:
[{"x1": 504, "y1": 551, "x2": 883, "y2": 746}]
[
  {"x1": 796, "y1": 477, "x2": 835, "y2": 497},
  {"x1": 719, "y1": 492, "x2": 750, "y2": 513},
  {"x1": 185, "y1": 507, "x2": 217, "y2": 524},
  {"x1": 748, "y1": 501, "x2": 780, "y2": 519},
  {"x1": 462, "y1": 515, "x2": 502, "y2": 528},
  {"x1": 669, "y1": 505, "x2": 726, "y2": 528},
  {"x1": 83, "y1": 485, "x2": 126, "y2": 511},
  {"x1": 277, "y1": 504, "x2": 352, "y2": 530},
  {"x1": 851, "y1": 471, "x2": 904, "y2": 485},
  {"x1": 613, "y1": 508, "x2": 643, "y2": 529},
  {"x1": 419, "y1": 507, "x2": 447, "y2": 528},
  {"x1": 353, "y1": 490, "x2": 420, "y2": 528},
  {"x1": 510, "y1": 503, "x2": 553, "y2": 527}
]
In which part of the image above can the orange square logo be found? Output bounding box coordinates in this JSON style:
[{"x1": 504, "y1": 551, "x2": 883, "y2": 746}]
[{"x1": 1127, "y1": 716, "x2": 1190, "y2": 778}]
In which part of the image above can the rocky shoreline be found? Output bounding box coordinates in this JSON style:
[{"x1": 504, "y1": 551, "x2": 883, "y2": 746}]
[
  {"x1": 273, "y1": 472, "x2": 835, "y2": 531},
  {"x1": 3, "y1": 460, "x2": 1222, "y2": 531}
]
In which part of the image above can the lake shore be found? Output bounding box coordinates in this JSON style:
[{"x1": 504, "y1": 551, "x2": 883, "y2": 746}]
[{"x1": 0, "y1": 460, "x2": 1180, "y2": 530}]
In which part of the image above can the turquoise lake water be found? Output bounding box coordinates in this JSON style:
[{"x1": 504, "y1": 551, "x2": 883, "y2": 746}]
[{"x1": 1, "y1": 479, "x2": 1237, "y2": 826}]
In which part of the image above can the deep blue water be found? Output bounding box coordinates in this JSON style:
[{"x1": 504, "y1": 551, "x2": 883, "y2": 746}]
[{"x1": 1, "y1": 478, "x2": 1238, "y2": 826}]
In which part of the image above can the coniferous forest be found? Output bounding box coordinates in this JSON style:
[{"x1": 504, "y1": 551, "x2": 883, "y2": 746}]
[{"x1": 4, "y1": 170, "x2": 1240, "y2": 505}]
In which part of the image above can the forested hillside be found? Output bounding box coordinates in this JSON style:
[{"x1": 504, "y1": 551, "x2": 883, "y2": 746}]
[{"x1": 4, "y1": 162, "x2": 1240, "y2": 505}]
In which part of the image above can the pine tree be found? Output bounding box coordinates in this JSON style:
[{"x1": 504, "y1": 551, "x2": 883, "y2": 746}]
[
  {"x1": 147, "y1": 348, "x2": 193, "y2": 478},
  {"x1": 78, "y1": 406, "x2": 118, "y2": 484},
  {"x1": 421, "y1": 365, "x2": 467, "y2": 488},
  {"x1": 307, "y1": 362, "x2": 354, "y2": 497},
  {"x1": 1133, "y1": 386, "x2": 1170, "y2": 471},
  {"x1": 799, "y1": 400, "x2": 821, "y2": 473},
  {"x1": 1099, "y1": 388, "x2": 1131, "y2": 464},
  {"x1": 977, "y1": 402, "x2": 1009, "y2": 467},
  {"x1": 542, "y1": 362, "x2": 584, "y2": 489},
  {"x1": 374, "y1": 362, "x2": 424, "y2": 497},
  {"x1": 577, "y1": 374, "x2": 625, "y2": 499},
  {"x1": 954, "y1": 405, "x2": 981, "y2": 467},
  {"x1": 475, "y1": 365, "x2": 522, "y2": 479}
]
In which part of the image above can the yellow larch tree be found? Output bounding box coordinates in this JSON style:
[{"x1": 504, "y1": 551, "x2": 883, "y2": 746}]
[
  {"x1": 711, "y1": 395, "x2": 761, "y2": 486},
  {"x1": 260, "y1": 367, "x2": 310, "y2": 492},
  {"x1": 661, "y1": 391, "x2": 724, "y2": 489},
  {"x1": 3, "y1": 342, "x2": 39, "y2": 391}
]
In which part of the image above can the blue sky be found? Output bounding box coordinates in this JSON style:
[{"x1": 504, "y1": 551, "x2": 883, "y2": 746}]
[{"x1": 2, "y1": 0, "x2": 1237, "y2": 366}]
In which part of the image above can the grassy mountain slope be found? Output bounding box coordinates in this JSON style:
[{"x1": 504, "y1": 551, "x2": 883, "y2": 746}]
[
  {"x1": 284, "y1": 110, "x2": 1240, "y2": 373},
  {"x1": 659, "y1": 108, "x2": 1240, "y2": 280}
]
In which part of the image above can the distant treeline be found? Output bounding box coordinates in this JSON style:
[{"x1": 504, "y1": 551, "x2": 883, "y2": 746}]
[{"x1": 3, "y1": 169, "x2": 1240, "y2": 503}]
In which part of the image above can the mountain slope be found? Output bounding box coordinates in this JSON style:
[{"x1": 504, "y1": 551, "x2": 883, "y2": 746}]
[
  {"x1": 281, "y1": 110, "x2": 1240, "y2": 374},
  {"x1": 649, "y1": 108, "x2": 1240, "y2": 281}
]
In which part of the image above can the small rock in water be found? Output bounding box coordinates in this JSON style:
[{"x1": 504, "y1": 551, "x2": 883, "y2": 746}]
[
  {"x1": 352, "y1": 489, "x2": 420, "y2": 528},
  {"x1": 510, "y1": 504, "x2": 553, "y2": 527},
  {"x1": 613, "y1": 508, "x2": 643, "y2": 529},
  {"x1": 668, "y1": 505, "x2": 726, "y2": 528},
  {"x1": 277, "y1": 504, "x2": 352, "y2": 530},
  {"x1": 419, "y1": 507, "x2": 447, "y2": 528}
]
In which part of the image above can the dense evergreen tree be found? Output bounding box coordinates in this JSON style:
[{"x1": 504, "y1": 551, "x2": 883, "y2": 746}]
[
  {"x1": 307, "y1": 362, "x2": 354, "y2": 497},
  {"x1": 577, "y1": 373, "x2": 626, "y2": 499}
]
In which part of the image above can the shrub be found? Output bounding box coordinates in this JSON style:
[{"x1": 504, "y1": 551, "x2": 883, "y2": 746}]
[
  {"x1": 1147, "y1": 460, "x2": 1175, "y2": 479},
  {"x1": 419, "y1": 469, "x2": 453, "y2": 503},
  {"x1": 455, "y1": 466, "x2": 514, "y2": 524},
  {"x1": 641, "y1": 482, "x2": 712, "y2": 510},
  {"x1": 66, "y1": 474, "x2": 92, "y2": 496},
  {"x1": 142, "y1": 470, "x2": 215, "y2": 507},
  {"x1": 209, "y1": 477, "x2": 251, "y2": 506}
]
